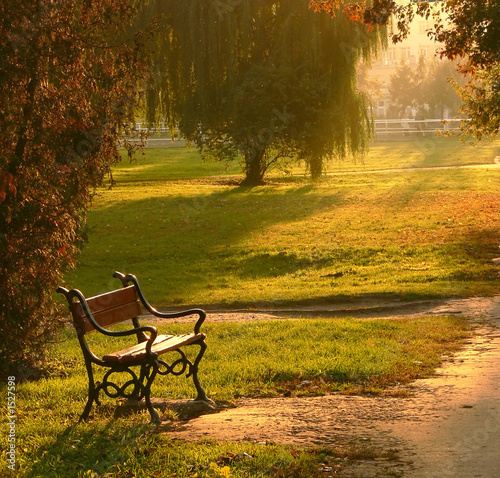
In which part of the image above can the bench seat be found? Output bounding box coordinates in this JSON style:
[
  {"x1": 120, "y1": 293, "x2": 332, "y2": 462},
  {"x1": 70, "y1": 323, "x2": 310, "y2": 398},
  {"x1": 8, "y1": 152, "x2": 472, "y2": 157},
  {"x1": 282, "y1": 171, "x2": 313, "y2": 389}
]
[{"x1": 103, "y1": 333, "x2": 206, "y2": 363}]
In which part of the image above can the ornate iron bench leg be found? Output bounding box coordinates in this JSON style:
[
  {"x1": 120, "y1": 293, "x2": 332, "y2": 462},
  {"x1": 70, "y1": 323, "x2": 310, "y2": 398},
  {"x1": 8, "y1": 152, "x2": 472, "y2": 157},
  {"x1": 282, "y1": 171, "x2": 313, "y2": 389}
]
[
  {"x1": 80, "y1": 361, "x2": 98, "y2": 422},
  {"x1": 132, "y1": 364, "x2": 148, "y2": 401},
  {"x1": 143, "y1": 362, "x2": 161, "y2": 424},
  {"x1": 188, "y1": 340, "x2": 210, "y2": 402}
]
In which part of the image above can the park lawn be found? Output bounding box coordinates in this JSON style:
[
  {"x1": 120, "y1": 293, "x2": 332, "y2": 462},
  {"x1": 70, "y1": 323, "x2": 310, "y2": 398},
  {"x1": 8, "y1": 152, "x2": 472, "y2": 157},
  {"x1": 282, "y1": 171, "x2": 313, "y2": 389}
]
[
  {"x1": 112, "y1": 136, "x2": 500, "y2": 181},
  {"x1": 8, "y1": 136, "x2": 489, "y2": 477},
  {"x1": 4, "y1": 315, "x2": 471, "y2": 477},
  {"x1": 330, "y1": 134, "x2": 500, "y2": 171},
  {"x1": 112, "y1": 146, "x2": 243, "y2": 181},
  {"x1": 64, "y1": 136, "x2": 500, "y2": 307}
]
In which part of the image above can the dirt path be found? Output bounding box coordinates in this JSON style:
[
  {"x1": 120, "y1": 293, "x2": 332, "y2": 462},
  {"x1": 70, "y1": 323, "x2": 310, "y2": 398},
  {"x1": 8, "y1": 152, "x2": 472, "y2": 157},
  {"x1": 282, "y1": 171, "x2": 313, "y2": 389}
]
[
  {"x1": 161, "y1": 296, "x2": 500, "y2": 477},
  {"x1": 388, "y1": 325, "x2": 500, "y2": 477}
]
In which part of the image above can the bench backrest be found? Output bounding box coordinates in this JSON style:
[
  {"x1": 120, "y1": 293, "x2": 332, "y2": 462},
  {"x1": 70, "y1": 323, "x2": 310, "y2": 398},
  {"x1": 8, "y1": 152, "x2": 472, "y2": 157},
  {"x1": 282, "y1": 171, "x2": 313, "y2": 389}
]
[{"x1": 71, "y1": 285, "x2": 142, "y2": 335}]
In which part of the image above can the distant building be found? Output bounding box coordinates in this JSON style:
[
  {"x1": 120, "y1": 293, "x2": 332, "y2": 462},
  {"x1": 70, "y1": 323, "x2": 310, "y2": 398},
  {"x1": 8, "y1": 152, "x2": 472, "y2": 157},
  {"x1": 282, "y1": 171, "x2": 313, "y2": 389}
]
[{"x1": 365, "y1": 0, "x2": 449, "y2": 119}]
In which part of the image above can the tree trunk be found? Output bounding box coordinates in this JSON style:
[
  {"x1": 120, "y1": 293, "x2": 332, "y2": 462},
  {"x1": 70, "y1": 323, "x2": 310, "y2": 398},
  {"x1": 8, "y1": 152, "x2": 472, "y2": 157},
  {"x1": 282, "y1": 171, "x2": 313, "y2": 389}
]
[
  {"x1": 241, "y1": 147, "x2": 266, "y2": 186},
  {"x1": 309, "y1": 154, "x2": 323, "y2": 180}
]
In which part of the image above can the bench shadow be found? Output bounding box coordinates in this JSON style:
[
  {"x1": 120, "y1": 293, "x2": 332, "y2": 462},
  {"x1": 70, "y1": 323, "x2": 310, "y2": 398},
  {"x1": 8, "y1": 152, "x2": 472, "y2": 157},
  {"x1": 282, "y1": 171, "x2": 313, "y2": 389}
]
[
  {"x1": 114, "y1": 397, "x2": 220, "y2": 421},
  {"x1": 26, "y1": 400, "x2": 221, "y2": 478},
  {"x1": 26, "y1": 422, "x2": 145, "y2": 478}
]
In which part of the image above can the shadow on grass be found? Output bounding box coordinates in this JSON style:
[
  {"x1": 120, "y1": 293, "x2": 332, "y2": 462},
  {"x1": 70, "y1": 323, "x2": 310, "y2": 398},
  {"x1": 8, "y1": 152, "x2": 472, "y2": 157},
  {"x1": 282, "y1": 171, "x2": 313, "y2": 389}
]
[
  {"x1": 200, "y1": 291, "x2": 447, "y2": 314},
  {"x1": 68, "y1": 185, "x2": 347, "y2": 297},
  {"x1": 67, "y1": 166, "x2": 499, "y2": 308},
  {"x1": 26, "y1": 421, "x2": 151, "y2": 478},
  {"x1": 237, "y1": 250, "x2": 337, "y2": 279}
]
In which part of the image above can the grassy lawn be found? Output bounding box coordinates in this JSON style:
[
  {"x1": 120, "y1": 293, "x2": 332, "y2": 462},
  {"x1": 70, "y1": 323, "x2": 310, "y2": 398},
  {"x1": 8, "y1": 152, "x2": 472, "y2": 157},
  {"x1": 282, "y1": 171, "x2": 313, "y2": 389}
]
[
  {"x1": 63, "y1": 136, "x2": 500, "y2": 306},
  {"x1": 113, "y1": 136, "x2": 500, "y2": 180},
  {"x1": 3, "y1": 136, "x2": 496, "y2": 477},
  {"x1": 2, "y1": 315, "x2": 471, "y2": 477}
]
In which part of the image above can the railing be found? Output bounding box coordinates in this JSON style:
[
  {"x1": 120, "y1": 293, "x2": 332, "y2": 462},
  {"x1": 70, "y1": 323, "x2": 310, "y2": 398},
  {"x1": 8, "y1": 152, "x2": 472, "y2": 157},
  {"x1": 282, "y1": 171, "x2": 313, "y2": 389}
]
[
  {"x1": 132, "y1": 122, "x2": 176, "y2": 136},
  {"x1": 120, "y1": 123, "x2": 183, "y2": 147},
  {"x1": 123, "y1": 119, "x2": 467, "y2": 145},
  {"x1": 374, "y1": 118, "x2": 466, "y2": 137}
]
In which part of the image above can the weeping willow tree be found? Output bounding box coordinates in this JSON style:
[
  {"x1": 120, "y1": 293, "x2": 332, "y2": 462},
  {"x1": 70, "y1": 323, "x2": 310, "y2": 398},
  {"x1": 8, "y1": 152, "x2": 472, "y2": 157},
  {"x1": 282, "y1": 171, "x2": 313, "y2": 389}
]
[{"x1": 146, "y1": 0, "x2": 384, "y2": 184}]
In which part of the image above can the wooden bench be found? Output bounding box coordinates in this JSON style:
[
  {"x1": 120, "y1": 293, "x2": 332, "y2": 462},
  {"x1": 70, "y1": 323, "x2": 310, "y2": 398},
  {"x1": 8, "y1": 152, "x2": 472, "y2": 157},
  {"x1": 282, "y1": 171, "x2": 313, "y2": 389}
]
[{"x1": 57, "y1": 271, "x2": 211, "y2": 424}]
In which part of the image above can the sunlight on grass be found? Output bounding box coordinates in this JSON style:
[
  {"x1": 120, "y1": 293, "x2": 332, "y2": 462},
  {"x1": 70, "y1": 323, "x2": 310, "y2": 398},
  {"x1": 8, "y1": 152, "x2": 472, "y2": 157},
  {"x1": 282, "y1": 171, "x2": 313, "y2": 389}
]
[
  {"x1": 1, "y1": 316, "x2": 470, "y2": 477},
  {"x1": 112, "y1": 136, "x2": 500, "y2": 182},
  {"x1": 8, "y1": 137, "x2": 496, "y2": 478},
  {"x1": 66, "y1": 139, "x2": 500, "y2": 306}
]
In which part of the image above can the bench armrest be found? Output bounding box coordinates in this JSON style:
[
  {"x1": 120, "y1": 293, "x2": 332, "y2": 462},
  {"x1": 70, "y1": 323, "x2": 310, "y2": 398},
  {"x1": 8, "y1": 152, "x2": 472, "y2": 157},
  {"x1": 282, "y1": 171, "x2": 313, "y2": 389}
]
[
  {"x1": 149, "y1": 308, "x2": 206, "y2": 335},
  {"x1": 113, "y1": 272, "x2": 206, "y2": 334},
  {"x1": 57, "y1": 286, "x2": 159, "y2": 356}
]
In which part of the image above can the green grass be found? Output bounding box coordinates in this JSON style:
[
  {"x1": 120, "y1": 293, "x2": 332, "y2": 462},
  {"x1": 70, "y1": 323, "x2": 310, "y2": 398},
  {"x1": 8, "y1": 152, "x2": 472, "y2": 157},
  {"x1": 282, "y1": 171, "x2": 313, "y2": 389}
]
[
  {"x1": 41, "y1": 316, "x2": 472, "y2": 401},
  {"x1": 1, "y1": 315, "x2": 471, "y2": 477},
  {"x1": 330, "y1": 135, "x2": 500, "y2": 171},
  {"x1": 113, "y1": 147, "x2": 242, "y2": 181},
  {"x1": 2, "y1": 137, "x2": 495, "y2": 477},
  {"x1": 12, "y1": 136, "x2": 494, "y2": 476},
  {"x1": 113, "y1": 136, "x2": 500, "y2": 181},
  {"x1": 64, "y1": 136, "x2": 500, "y2": 306}
]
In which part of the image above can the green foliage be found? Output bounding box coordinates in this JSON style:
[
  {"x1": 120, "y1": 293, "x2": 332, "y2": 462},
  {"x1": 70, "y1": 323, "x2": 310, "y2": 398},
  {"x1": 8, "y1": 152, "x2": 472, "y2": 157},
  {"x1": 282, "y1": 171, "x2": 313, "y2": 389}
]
[
  {"x1": 422, "y1": 60, "x2": 466, "y2": 118},
  {"x1": 145, "y1": 0, "x2": 385, "y2": 184},
  {"x1": 458, "y1": 65, "x2": 500, "y2": 141},
  {"x1": 431, "y1": 0, "x2": 499, "y2": 70},
  {"x1": 389, "y1": 60, "x2": 416, "y2": 115},
  {"x1": 417, "y1": 0, "x2": 500, "y2": 139},
  {"x1": 0, "y1": 0, "x2": 152, "y2": 374},
  {"x1": 311, "y1": 0, "x2": 500, "y2": 139},
  {"x1": 388, "y1": 58, "x2": 464, "y2": 118}
]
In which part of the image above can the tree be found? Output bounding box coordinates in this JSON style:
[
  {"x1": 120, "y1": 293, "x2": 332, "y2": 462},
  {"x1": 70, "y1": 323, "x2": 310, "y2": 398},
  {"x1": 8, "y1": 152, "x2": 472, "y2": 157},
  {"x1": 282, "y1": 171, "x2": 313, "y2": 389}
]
[
  {"x1": 0, "y1": 0, "x2": 152, "y2": 375},
  {"x1": 145, "y1": 0, "x2": 384, "y2": 185},
  {"x1": 356, "y1": 62, "x2": 383, "y2": 117},
  {"x1": 387, "y1": 57, "x2": 464, "y2": 118},
  {"x1": 422, "y1": 59, "x2": 465, "y2": 118},
  {"x1": 458, "y1": 66, "x2": 500, "y2": 140},
  {"x1": 309, "y1": 0, "x2": 500, "y2": 139},
  {"x1": 388, "y1": 60, "x2": 418, "y2": 116}
]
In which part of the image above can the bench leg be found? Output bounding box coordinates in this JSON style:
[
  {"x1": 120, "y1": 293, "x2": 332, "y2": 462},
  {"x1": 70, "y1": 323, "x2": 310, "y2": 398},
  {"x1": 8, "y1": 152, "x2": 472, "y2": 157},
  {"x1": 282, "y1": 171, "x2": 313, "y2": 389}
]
[
  {"x1": 143, "y1": 362, "x2": 161, "y2": 424},
  {"x1": 80, "y1": 361, "x2": 98, "y2": 422},
  {"x1": 189, "y1": 340, "x2": 210, "y2": 402},
  {"x1": 80, "y1": 395, "x2": 94, "y2": 422},
  {"x1": 131, "y1": 364, "x2": 148, "y2": 401}
]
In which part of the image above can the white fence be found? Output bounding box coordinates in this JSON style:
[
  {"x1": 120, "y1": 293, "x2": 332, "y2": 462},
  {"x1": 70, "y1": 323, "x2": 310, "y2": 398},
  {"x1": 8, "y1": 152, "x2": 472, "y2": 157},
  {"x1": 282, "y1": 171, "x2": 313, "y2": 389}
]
[
  {"x1": 124, "y1": 119, "x2": 466, "y2": 146},
  {"x1": 132, "y1": 122, "x2": 174, "y2": 136},
  {"x1": 374, "y1": 118, "x2": 465, "y2": 137}
]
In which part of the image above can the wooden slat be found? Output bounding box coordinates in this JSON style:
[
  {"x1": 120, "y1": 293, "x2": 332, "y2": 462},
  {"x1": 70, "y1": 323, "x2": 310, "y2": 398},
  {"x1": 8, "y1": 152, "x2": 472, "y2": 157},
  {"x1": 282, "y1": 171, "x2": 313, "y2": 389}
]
[
  {"x1": 106, "y1": 334, "x2": 175, "y2": 357},
  {"x1": 102, "y1": 333, "x2": 205, "y2": 363},
  {"x1": 72, "y1": 286, "x2": 142, "y2": 334}
]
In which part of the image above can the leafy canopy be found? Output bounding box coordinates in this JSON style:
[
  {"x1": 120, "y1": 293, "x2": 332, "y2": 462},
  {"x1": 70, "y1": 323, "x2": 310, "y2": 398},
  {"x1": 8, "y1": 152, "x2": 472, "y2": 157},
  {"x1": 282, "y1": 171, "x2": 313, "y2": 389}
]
[
  {"x1": 0, "y1": 0, "x2": 152, "y2": 373},
  {"x1": 145, "y1": 0, "x2": 385, "y2": 184},
  {"x1": 309, "y1": 0, "x2": 500, "y2": 139}
]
